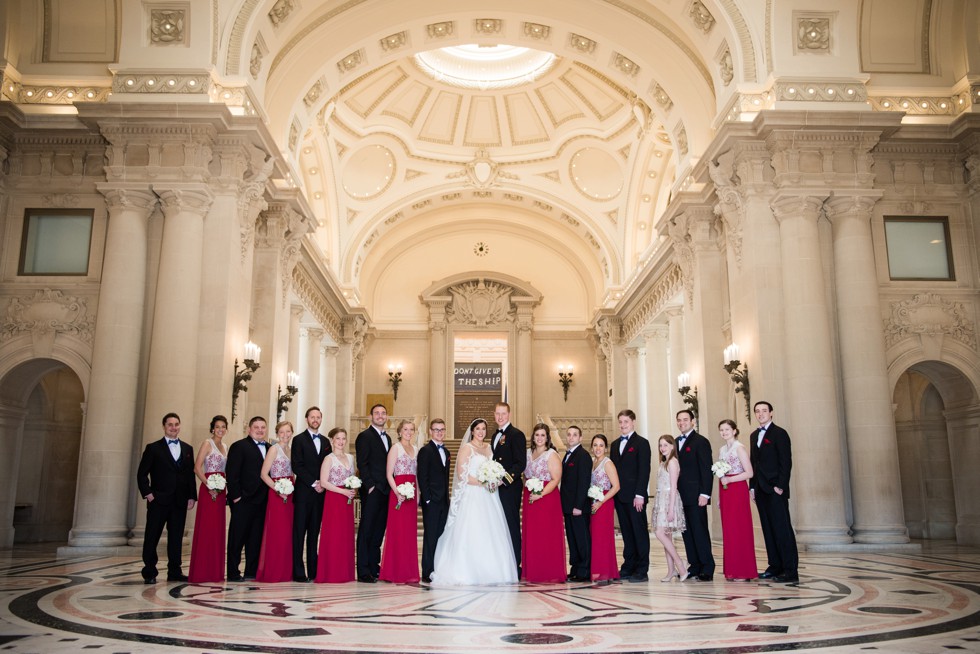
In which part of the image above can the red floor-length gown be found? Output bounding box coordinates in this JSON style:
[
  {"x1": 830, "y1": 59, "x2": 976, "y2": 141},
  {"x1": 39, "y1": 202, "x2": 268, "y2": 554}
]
[
  {"x1": 189, "y1": 440, "x2": 227, "y2": 583},
  {"x1": 256, "y1": 445, "x2": 295, "y2": 582},
  {"x1": 315, "y1": 453, "x2": 356, "y2": 583},
  {"x1": 379, "y1": 443, "x2": 419, "y2": 583},
  {"x1": 522, "y1": 449, "x2": 566, "y2": 583},
  {"x1": 590, "y1": 457, "x2": 619, "y2": 581},
  {"x1": 719, "y1": 442, "x2": 758, "y2": 580}
]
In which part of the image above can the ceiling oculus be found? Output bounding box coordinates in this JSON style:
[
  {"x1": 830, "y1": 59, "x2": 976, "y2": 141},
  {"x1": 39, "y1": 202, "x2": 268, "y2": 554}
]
[{"x1": 415, "y1": 44, "x2": 557, "y2": 90}]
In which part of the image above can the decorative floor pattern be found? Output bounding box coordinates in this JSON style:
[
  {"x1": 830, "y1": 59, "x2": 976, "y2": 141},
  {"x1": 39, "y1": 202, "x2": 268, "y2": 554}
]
[{"x1": 0, "y1": 543, "x2": 979, "y2": 653}]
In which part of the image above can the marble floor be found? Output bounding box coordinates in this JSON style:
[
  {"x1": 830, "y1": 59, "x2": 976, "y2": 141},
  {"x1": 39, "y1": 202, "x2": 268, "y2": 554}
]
[{"x1": 1, "y1": 541, "x2": 979, "y2": 653}]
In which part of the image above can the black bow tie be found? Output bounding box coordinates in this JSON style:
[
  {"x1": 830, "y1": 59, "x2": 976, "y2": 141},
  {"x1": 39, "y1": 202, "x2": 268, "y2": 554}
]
[
  {"x1": 167, "y1": 439, "x2": 179, "y2": 446},
  {"x1": 496, "y1": 429, "x2": 504, "y2": 435},
  {"x1": 311, "y1": 433, "x2": 320, "y2": 438},
  {"x1": 436, "y1": 443, "x2": 444, "y2": 449}
]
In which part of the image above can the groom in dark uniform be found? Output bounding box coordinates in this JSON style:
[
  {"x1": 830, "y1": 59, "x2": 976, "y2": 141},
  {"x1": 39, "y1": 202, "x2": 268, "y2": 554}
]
[
  {"x1": 136, "y1": 412, "x2": 197, "y2": 583},
  {"x1": 417, "y1": 418, "x2": 451, "y2": 583},
  {"x1": 492, "y1": 401, "x2": 526, "y2": 576}
]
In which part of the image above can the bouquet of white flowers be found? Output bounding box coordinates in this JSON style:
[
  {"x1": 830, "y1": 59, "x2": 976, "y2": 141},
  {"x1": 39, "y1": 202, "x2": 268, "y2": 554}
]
[
  {"x1": 525, "y1": 477, "x2": 544, "y2": 501},
  {"x1": 395, "y1": 481, "x2": 415, "y2": 509},
  {"x1": 478, "y1": 460, "x2": 512, "y2": 493},
  {"x1": 342, "y1": 475, "x2": 362, "y2": 505},
  {"x1": 588, "y1": 484, "x2": 605, "y2": 503},
  {"x1": 711, "y1": 460, "x2": 732, "y2": 488},
  {"x1": 205, "y1": 473, "x2": 226, "y2": 501},
  {"x1": 273, "y1": 477, "x2": 294, "y2": 503}
]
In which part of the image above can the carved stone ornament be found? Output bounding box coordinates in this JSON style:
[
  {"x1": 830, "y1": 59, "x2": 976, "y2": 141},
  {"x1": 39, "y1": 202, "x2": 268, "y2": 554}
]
[
  {"x1": 112, "y1": 73, "x2": 209, "y2": 94},
  {"x1": 304, "y1": 80, "x2": 323, "y2": 107},
  {"x1": 719, "y1": 47, "x2": 734, "y2": 86},
  {"x1": 1, "y1": 289, "x2": 95, "y2": 343},
  {"x1": 475, "y1": 19, "x2": 502, "y2": 35},
  {"x1": 249, "y1": 42, "x2": 264, "y2": 79},
  {"x1": 446, "y1": 149, "x2": 518, "y2": 189},
  {"x1": 380, "y1": 32, "x2": 407, "y2": 52},
  {"x1": 337, "y1": 51, "x2": 362, "y2": 74},
  {"x1": 149, "y1": 9, "x2": 185, "y2": 45},
  {"x1": 42, "y1": 193, "x2": 80, "y2": 207},
  {"x1": 568, "y1": 34, "x2": 596, "y2": 54},
  {"x1": 797, "y1": 17, "x2": 830, "y2": 52},
  {"x1": 667, "y1": 214, "x2": 696, "y2": 307},
  {"x1": 446, "y1": 280, "x2": 515, "y2": 327},
  {"x1": 675, "y1": 126, "x2": 689, "y2": 156},
  {"x1": 524, "y1": 22, "x2": 550, "y2": 40},
  {"x1": 289, "y1": 122, "x2": 299, "y2": 151},
  {"x1": 689, "y1": 0, "x2": 716, "y2": 33},
  {"x1": 268, "y1": 0, "x2": 295, "y2": 27},
  {"x1": 614, "y1": 53, "x2": 640, "y2": 78},
  {"x1": 884, "y1": 293, "x2": 977, "y2": 350},
  {"x1": 427, "y1": 22, "x2": 454, "y2": 39},
  {"x1": 651, "y1": 83, "x2": 673, "y2": 112}
]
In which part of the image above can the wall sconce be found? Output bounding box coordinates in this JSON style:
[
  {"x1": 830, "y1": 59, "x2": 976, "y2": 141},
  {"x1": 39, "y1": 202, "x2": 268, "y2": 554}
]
[
  {"x1": 231, "y1": 341, "x2": 261, "y2": 423},
  {"x1": 388, "y1": 364, "x2": 403, "y2": 401},
  {"x1": 557, "y1": 364, "x2": 574, "y2": 401},
  {"x1": 276, "y1": 371, "x2": 299, "y2": 421},
  {"x1": 677, "y1": 372, "x2": 700, "y2": 419},
  {"x1": 723, "y1": 344, "x2": 751, "y2": 422}
]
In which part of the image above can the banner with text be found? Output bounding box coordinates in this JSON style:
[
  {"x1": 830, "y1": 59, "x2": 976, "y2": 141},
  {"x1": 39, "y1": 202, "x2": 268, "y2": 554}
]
[{"x1": 454, "y1": 363, "x2": 503, "y2": 392}]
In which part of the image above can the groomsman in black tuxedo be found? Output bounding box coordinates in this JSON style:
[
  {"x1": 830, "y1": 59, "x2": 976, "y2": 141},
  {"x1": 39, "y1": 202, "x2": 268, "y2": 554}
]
[
  {"x1": 750, "y1": 401, "x2": 799, "y2": 583},
  {"x1": 291, "y1": 406, "x2": 330, "y2": 582},
  {"x1": 136, "y1": 412, "x2": 197, "y2": 583},
  {"x1": 417, "y1": 418, "x2": 451, "y2": 583},
  {"x1": 610, "y1": 409, "x2": 651, "y2": 582},
  {"x1": 226, "y1": 416, "x2": 269, "y2": 581},
  {"x1": 561, "y1": 426, "x2": 592, "y2": 582},
  {"x1": 492, "y1": 401, "x2": 526, "y2": 575},
  {"x1": 675, "y1": 409, "x2": 716, "y2": 581},
  {"x1": 355, "y1": 403, "x2": 391, "y2": 582}
]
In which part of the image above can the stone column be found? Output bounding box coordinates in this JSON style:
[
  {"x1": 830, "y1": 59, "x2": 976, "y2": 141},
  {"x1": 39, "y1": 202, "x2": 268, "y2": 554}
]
[
  {"x1": 427, "y1": 300, "x2": 450, "y2": 429},
  {"x1": 298, "y1": 327, "x2": 324, "y2": 420},
  {"x1": 770, "y1": 193, "x2": 851, "y2": 546},
  {"x1": 0, "y1": 405, "x2": 28, "y2": 548},
  {"x1": 287, "y1": 306, "x2": 303, "y2": 425},
  {"x1": 67, "y1": 186, "x2": 156, "y2": 549},
  {"x1": 625, "y1": 347, "x2": 647, "y2": 432},
  {"x1": 131, "y1": 185, "x2": 212, "y2": 544},
  {"x1": 513, "y1": 303, "x2": 534, "y2": 431},
  {"x1": 319, "y1": 345, "x2": 338, "y2": 425},
  {"x1": 643, "y1": 326, "x2": 671, "y2": 436},
  {"x1": 665, "y1": 308, "x2": 686, "y2": 420},
  {"x1": 826, "y1": 194, "x2": 909, "y2": 544},
  {"x1": 337, "y1": 316, "x2": 365, "y2": 433}
]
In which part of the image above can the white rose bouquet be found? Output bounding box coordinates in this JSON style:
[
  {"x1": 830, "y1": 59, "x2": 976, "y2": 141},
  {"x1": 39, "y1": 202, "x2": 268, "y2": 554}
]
[
  {"x1": 525, "y1": 477, "x2": 544, "y2": 502},
  {"x1": 711, "y1": 460, "x2": 732, "y2": 489},
  {"x1": 273, "y1": 477, "x2": 294, "y2": 503},
  {"x1": 588, "y1": 484, "x2": 605, "y2": 503},
  {"x1": 478, "y1": 460, "x2": 512, "y2": 493},
  {"x1": 342, "y1": 475, "x2": 362, "y2": 505},
  {"x1": 205, "y1": 473, "x2": 226, "y2": 501},
  {"x1": 395, "y1": 481, "x2": 415, "y2": 509}
]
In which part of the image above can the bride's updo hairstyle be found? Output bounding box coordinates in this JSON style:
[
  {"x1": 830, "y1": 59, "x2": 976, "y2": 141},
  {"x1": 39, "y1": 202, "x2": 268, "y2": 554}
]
[
  {"x1": 531, "y1": 423, "x2": 553, "y2": 451},
  {"x1": 468, "y1": 418, "x2": 487, "y2": 437}
]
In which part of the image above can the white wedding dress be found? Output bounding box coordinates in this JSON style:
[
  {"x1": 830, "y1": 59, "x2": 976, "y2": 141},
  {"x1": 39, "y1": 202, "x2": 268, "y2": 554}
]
[{"x1": 430, "y1": 443, "x2": 518, "y2": 586}]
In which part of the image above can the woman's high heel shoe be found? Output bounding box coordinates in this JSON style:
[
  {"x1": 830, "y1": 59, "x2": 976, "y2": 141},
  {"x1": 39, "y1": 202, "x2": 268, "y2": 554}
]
[
  {"x1": 660, "y1": 567, "x2": 676, "y2": 582},
  {"x1": 676, "y1": 561, "x2": 691, "y2": 582}
]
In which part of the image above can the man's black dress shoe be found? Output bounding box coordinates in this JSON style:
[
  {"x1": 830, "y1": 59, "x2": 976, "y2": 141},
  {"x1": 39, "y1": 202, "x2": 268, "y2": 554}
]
[
  {"x1": 421, "y1": 576, "x2": 432, "y2": 583},
  {"x1": 358, "y1": 575, "x2": 377, "y2": 583},
  {"x1": 226, "y1": 575, "x2": 242, "y2": 582},
  {"x1": 293, "y1": 576, "x2": 309, "y2": 583},
  {"x1": 167, "y1": 574, "x2": 188, "y2": 582},
  {"x1": 774, "y1": 573, "x2": 799, "y2": 583},
  {"x1": 627, "y1": 574, "x2": 649, "y2": 583},
  {"x1": 143, "y1": 577, "x2": 156, "y2": 584},
  {"x1": 697, "y1": 574, "x2": 714, "y2": 582},
  {"x1": 758, "y1": 570, "x2": 780, "y2": 579},
  {"x1": 242, "y1": 575, "x2": 256, "y2": 581}
]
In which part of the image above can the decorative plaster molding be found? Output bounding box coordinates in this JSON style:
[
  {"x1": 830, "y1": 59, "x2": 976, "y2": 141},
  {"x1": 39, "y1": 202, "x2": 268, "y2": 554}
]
[
  {"x1": 868, "y1": 96, "x2": 956, "y2": 115},
  {"x1": 613, "y1": 53, "x2": 640, "y2": 78},
  {"x1": 41, "y1": 193, "x2": 80, "y2": 207},
  {"x1": 675, "y1": 126, "x2": 689, "y2": 156},
  {"x1": 427, "y1": 22, "x2": 454, "y2": 39},
  {"x1": 10, "y1": 84, "x2": 110, "y2": 104},
  {"x1": 149, "y1": 8, "x2": 185, "y2": 45},
  {"x1": 475, "y1": 19, "x2": 502, "y2": 35},
  {"x1": 796, "y1": 16, "x2": 830, "y2": 52},
  {"x1": 292, "y1": 266, "x2": 343, "y2": 343},
  {"x1": 622, "y1": 265, "x2": 684, "y2": 343},
  {"x1": 884, "y1": 293, "x2": 976, "y2": 350},
  {"x1": 304, "y1": 80, "x2": 323, "y2": 107},
  {"x1": 380, "y1": 31, "x2": 407, "y2": 52},
  {"x1": 708, "y1": 158, "x2": 744, "y2": 268},
  {"x1": 238, "y1": 157, "x2": 274, "y2": 263},
  {"x1": 772, "y1": 81, "x2": 866, "y2": 103},
  {"x1": 268, "y1": 0, "x2": 295, "y2": 27},
  {"x1": 719, "y1": 47, "x2": 734, "y2": 86},
  {"x1": 289, "y1": 121, "x2": 299, "y2": 151},
  {"x1": 112, "y1": 72, "x2": 210, "y2": 95},
  {"x1": 281, "y1": 211, "x2": 315, "y2": 306},
  {"x1": 667, "y1": 215, "x2": 695, "y2": 307},
  {"x1": 446, "y1": 280, "x2": 516, "y2": 327},
  {"x1": 689, "y1": 0, "x2": 716, "y2": 33},
  {"x1": 524, "y1": 22, "x2": 550, "y2": 40},
  {"x1": 651, "y1": 83, "x2": 673, "y2": 112},
  {"x1": 249, "y1": 41, "x2": 264, "y2": 79},
  {"x1": 337, "y1": 50, "x2": 364, "y2": 75},
  {"x1": 1, "y1": 289, "x2": 95, "y2": 343},
  {"x1": 568, "y1": 33, "x2": 596, "y2": 54}
]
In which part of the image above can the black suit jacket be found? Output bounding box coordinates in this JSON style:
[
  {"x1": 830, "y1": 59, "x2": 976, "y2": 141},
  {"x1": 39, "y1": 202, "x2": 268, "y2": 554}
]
[
  {"x1": 136, "y1": 438, "x2": 196, "y2": 505},
  {"x1": 492, "y1": 423, "x2": 527, "y2": 489},
  {"x1": 355, "y1": 426, "x2": 391, "y2": 497},
  {"x1": 291, "y1": 429, "x2": 331, "y2": 502},
  {"x1": 226, "y1": 437, "x2": 269, "y2": 505},
  {"x1": 610, "y1": 433, "x2": 651, "y2": 504},
  {"x1": 676, "y1": 430, "x2": 713, "y2": 505},
  {"x1": 417, "y1": 441, "x2": 450, "y2": 506},
  {"x1": 560, "y1": 446, "x2": 592, "y2": 514},
  {"x1": 750, "y1": 423, "x2": 792, "y2": 499}
]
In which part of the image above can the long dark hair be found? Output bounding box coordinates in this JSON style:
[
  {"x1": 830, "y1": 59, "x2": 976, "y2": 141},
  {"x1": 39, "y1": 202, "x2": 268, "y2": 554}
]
[
  {"x1": 530, "y1": 423, "x2": 553, "y2": 452},
  {"x1": 468, "y1": 418, "x2": 488, "y2": 440}
]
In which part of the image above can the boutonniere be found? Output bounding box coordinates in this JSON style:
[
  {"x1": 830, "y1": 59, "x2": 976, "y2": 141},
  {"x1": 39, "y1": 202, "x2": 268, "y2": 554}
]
[
  {"x1": 627, "y1": 447, "x2": 635, "y2": 453},
  {"x1": 568, "y1": 462, "x2": 575, "y2": 467},
  {"x1": 685, "y1": 446, "x2": 692, "y2": 452},
  {"x1": 764, "y1": 438, "x2": 771, "y2": 445},
  {"x1": 498, "y1": 436, "x2": 507, "y2": 446}
]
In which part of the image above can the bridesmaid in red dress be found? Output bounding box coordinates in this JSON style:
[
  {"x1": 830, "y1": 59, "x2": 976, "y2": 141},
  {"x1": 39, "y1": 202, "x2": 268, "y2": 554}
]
[
  {"x1": 379, "y1": 420, "x2": 419, "y2": 583},
  {"x1": 189, "y1": 415, "x2": 228, "y2": 583},
  {"x1": 717, "y1": 419, "x2": 758, "y2": 581},
  {"x1": 315, "y1": 428, "x2": 356, "y2": 583},
  {"x1": 256, "y1": 421, "x2": 295, "y2": 582},
  {"x1": 589, "y1": 434, "x2": 621, "y2": 581},
  {"x1": 521, "y1": 423, "x2": 565, "y2": 583}
]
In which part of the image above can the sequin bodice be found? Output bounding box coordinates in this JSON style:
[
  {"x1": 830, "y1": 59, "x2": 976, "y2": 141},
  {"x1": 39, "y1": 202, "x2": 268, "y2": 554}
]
[
  {"x1": 327, "y1": 455, "x2": 354, "y2": 485},
  {"x1": 722, "y1": 442, "x2": 746, "y2": 475},
  {"x1": 392, "y1": 444, "x2": 417, "y2": 476},
  {"x1": 203, "y1": 440, "x2": 226, "y2": 474},
  {"x1": 525, "y1": 449, "x2": 553, "y2": 481},
  {"x1": 269, "y1": 445, "x2": 292, "y2": 479},
  {"x1": 591, "y1": 457, "x2": 612, "y2": 491}
]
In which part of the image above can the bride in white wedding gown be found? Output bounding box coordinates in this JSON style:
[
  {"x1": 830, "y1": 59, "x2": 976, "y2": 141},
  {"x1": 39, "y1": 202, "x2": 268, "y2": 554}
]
[{"x1": 430, "y1": 418, "x2": 518, "y2": 585}]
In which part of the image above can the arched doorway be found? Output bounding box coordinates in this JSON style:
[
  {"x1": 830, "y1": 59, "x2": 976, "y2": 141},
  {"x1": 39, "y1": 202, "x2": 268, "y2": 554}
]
[
  {"x1": 0, "y1": 358, "x2": 84, "y2": 547},
  {"x1": 893, "y1": 360, "x2": 980, "y2": 545}
]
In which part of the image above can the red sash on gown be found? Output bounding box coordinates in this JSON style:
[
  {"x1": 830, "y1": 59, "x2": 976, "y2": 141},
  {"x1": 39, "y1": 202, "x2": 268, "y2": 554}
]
[
  {"x1": 189, "y1": 474, "x2": 226, "y2": 583},
  {"x1": 590, "y1": 499, "x2": 619, "y2": 581},
  {"x1": 314, "y1": 490, "x2": 355, "y2": 583},
  {"x1": 379, "y1": 474, "x2": 419, "y2": 583},
  {"x1": 719, "y1": 480, "x2": 758, "y2": 579},
  {"x1": 256, "y1": 477, "x2": 295, "y2": 583},
  {"x1": 521, "y1": 488, "x2": 566, "y2": 583}
]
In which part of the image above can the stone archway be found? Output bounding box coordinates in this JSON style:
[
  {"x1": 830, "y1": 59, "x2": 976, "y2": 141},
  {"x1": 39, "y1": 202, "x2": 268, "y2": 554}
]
[
  {"x1": 893, "y1": 360, "x2": 980, "y2": 545},
  {"x1": 0, "y1": 358, "x2": 84, "y2": 547}
]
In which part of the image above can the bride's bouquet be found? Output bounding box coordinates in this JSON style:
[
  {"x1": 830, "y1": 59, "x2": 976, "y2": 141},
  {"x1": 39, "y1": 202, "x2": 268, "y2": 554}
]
[
  {"x1": 273, "y1": 478, "x2": 294, "y2": 503},
  {"x1": 205, "y1": 473, "x2": 226, "y2": 501},
  {"x1": 711, "y1": 460, "x2": 732, "y2": 489},
  {"x1": 588, "y1": 484, "x2": 604, "y2": 503},
  {"x1": 395, "y1": 481, "x2": 415, "y2": 509},
  {"x1": 478, "y1": 460, "x2": 512, "y2": 493},
  {"x1": 525, "y1": 477, "x2": 544, "y2": 502},
  {"x1": 342, "y1": 475, "x2": 361, "y2": 504}
]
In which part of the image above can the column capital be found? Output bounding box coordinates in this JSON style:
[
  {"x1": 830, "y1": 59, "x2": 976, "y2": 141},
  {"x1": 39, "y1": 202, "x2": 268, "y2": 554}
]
[
  {"x1": 642, "y1": 325, "x2": 669, "y2": 343},
  {"x1": 96, "y1": 184, "x2": 157, "y2": 214},
  {"x1": 153, "y1": 185, "x2": 214, "y2": 218},
  {"x1": 302, "y1": 327, "x2": 325, "y2": 341},
  {"x1": 769, "y1": 193, "x2": 828, "y2": 223},
  {"x1": 321, "y1": 345, "x2": 339, "y2": 357},
  {"x1": 824, "y1": 192, "x2": 883, "y2": 223}
]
